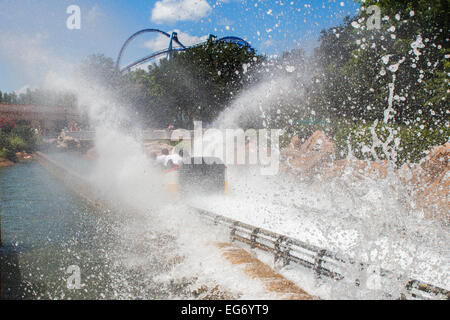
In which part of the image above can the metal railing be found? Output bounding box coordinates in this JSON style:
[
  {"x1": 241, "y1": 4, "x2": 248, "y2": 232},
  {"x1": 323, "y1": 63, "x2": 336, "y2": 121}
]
[{"x1": 193, "y1": 207, "x2": 449, "y2": 300}]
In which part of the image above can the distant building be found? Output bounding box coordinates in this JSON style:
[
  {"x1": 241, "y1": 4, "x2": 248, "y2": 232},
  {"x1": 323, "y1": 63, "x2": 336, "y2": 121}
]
[{"x1": 0, "y1": 104, "x2": 80, "y2": 135}]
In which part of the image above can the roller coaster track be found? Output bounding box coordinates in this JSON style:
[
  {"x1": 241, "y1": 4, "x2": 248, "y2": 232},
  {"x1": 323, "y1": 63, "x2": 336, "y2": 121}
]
[{"x1": 115, "y1": 29, "x2": 255, "y2": 73}]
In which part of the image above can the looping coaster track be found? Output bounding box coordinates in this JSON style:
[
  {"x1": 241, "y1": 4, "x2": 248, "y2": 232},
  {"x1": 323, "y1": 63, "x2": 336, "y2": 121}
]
[{"x1": 115, "y1": 29, "x2": 255, "y2": 73}]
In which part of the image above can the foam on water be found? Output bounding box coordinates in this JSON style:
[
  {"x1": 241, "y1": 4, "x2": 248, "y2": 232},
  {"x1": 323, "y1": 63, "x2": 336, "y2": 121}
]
[
  {"x1": 187, "y1": 55, "x2": 449, "y2": 298},
  {"x1": 39, "y1": 72, "x2": 279, "y2": 299},
  {"x1": 187, "y1": 164, "x2": 449, "y2": 298}
]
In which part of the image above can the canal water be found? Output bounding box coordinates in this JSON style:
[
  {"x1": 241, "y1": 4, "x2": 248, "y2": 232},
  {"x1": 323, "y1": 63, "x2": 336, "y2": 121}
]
[{"x1": 0, "y1": 161, "x2": 193, "y2": 299}]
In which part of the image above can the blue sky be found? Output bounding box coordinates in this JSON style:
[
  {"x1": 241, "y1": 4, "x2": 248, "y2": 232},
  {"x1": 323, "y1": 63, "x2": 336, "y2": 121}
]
[{"x1": 0, "y1": 0, "x2": 360, "y2": 93}]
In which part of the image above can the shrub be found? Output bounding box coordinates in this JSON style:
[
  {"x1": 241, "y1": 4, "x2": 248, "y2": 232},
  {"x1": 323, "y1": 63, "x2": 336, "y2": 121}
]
[
  {"x1": 11, "y1": 125, "x2": 37, "y2": 151},
  {"x1": 334, "y1": 121, "x2": 450, "y2": 165},
  {"x1": 2, "y1": 147, "x2": 17, "y2": 161},
  {"x1": 0, "y1": 124, "x2": 40, "y2": 161},
  {"x1": 283, "y1": 118, "x2": 448, "y2": 166},
  {"x1": 7, "y1": 135, "x2": 27, "y2": 153},
  {"x1": 0, "y1": 116, "x2": 16, "y2": 134},
  {"x1": 0, "y1": 130, "x2": 32, "y2": 161}
]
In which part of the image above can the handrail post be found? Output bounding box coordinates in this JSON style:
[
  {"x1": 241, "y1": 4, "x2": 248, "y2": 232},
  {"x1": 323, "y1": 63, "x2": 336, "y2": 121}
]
[
  {"x1": 230, "y1": 221, "x2": 238, "y2": 242},
  {"x1": 250, "y1": 228, "x2": 259, "y2": 249},
  {"x1": 274, "y1": 236, "x2": 290, "y2": 267},
  {"x1": 314, "y1": 249, "x2": 327, "y2": 279}
]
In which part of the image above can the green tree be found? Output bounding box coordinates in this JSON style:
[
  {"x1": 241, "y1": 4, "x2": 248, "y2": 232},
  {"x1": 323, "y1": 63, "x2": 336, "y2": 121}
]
[
  {"x1": 311, "y1": 0, "x2": 448, "y2": 129},
  {"x1": 125, "y1": 40, "x2": 262, "y2": 128},
  {"x1": 78, "y1": 54, "x2": 122, "y2": 90}
]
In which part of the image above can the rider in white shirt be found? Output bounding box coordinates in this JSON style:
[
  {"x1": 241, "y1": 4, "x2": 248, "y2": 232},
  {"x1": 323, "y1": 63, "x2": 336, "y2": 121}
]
[
  {"x1": 156, "y1": 148, "x2": 169, "y2": 166},
  {"x1": 165, "y1": 153, "x2": 183, "y2": 167}
]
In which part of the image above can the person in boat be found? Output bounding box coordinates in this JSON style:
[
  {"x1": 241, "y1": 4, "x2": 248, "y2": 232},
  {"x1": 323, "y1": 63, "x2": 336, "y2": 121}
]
[
  {"x1": 165, "y1": 149, "x2": 184, "y2": 168},
  {"x1": 156, "y1": 148, "x2": 169, "y2": 167},
  {"x1": 155, "y1": 148, "x2": 185, "y2": 169}
]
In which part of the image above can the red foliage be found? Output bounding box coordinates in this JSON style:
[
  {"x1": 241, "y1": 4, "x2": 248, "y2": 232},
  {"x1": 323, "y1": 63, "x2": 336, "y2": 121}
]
[{"x1": 0, "y1": 116, "x2": 16, "y2": 132}]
